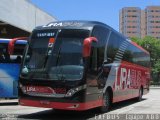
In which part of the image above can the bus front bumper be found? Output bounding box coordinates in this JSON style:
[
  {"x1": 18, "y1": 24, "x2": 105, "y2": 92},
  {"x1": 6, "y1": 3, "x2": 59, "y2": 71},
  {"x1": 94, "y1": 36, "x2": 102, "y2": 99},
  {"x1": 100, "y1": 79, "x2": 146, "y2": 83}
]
[{"x1": 19, "y1": 99, "x2": 103, "y2": 111}]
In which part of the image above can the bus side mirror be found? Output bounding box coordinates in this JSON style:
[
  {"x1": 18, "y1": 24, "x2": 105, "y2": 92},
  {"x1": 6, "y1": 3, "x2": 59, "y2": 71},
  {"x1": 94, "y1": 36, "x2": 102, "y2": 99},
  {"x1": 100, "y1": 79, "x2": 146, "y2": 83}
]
[{"x1": 82, "y1": 37, "x2": 98, "y2": 57}]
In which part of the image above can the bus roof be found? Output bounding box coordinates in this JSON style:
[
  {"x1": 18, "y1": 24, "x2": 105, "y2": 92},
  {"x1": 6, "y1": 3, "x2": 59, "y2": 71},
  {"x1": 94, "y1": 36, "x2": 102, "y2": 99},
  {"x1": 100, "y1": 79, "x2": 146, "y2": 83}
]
[
  {"x1": 36, "y1": 20, "x2": 110, "y2": 29},
  {"x1": 0, "y1": 38, "x2": 27, "y2": 44},
  {"x1": 35, "y1": 20, "x2": 127, "y2": 38}
]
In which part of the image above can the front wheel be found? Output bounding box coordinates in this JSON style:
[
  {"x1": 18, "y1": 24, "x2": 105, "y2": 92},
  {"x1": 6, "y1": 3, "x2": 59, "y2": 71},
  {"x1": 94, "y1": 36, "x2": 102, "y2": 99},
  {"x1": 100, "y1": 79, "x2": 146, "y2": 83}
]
[
  {"x1": 136, "y1": 87, "x2": 143, "y2": 102},
  {"x1": 100, "y1": 91, "x2": 111, "y2": 113}
]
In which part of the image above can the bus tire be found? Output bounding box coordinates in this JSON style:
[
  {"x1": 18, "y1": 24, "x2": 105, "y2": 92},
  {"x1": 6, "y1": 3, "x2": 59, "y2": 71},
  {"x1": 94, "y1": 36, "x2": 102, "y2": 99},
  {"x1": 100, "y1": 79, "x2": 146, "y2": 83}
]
[
  {"x1": 53, "y1": 109, "x2": 63, "y2": 113},
  {"x1": 100, "y1": 90, "x2": 111, "y2": 113},
  {"x1": 137, "y1": 87, "x2": 143, "y2": 102}
]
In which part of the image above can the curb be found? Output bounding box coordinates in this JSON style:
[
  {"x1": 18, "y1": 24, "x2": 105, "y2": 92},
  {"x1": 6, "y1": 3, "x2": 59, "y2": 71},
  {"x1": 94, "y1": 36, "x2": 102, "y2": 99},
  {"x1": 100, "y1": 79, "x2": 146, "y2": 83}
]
[
  {"x1": 150, "y1": 87, "x2": 160, "y2": 89},
  {"x1": 0, "y1": 99, "x2": 18, "y2": 103}
]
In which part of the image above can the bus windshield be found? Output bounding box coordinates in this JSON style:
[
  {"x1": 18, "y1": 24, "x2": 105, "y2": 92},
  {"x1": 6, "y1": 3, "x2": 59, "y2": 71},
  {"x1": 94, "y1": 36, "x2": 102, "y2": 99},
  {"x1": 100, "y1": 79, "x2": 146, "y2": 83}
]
[{"x1": 21, "y1": 29, "x2": 89, "y2": 81}]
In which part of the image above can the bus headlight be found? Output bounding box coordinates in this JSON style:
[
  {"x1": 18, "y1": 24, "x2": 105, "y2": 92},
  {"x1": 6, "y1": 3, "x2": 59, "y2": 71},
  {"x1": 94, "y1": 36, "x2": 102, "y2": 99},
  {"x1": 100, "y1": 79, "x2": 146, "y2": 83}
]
[
  {"x1": 19, "y1": 83, "x2": 27, "y2": 93},
  {"x1": 65, "y1": 88, "x2": 79, "y2": 97},
  {"x1": 65, "y1": 84, "x2": 87, "y2": 97}
]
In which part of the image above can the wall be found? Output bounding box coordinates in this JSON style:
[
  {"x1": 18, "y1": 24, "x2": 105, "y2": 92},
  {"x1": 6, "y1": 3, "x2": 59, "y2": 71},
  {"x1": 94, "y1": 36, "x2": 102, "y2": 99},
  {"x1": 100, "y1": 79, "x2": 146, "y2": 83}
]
[{"x1": 0, "y1": 0, "x2": 57, "y2": 32}]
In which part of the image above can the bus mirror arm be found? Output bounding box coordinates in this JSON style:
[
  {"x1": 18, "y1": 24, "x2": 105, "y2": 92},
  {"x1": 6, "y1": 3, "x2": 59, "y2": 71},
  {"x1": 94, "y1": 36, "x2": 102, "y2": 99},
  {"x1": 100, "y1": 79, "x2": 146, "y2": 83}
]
[
  {"x1": 103, "y1": 60, "x2": 108, "y2": 65},
  {"x1": 26, "y1": 55, "x2": 30, "y2": 62},
  {"x1": 8, "y1": 37, "x2": 28, "y2": 55},
  {"x1": 103, "y1": 58, "x2": 112, "y2": 65},
  {"x1": 82, "y1": 37, "x2": 98, "y2": 57}
]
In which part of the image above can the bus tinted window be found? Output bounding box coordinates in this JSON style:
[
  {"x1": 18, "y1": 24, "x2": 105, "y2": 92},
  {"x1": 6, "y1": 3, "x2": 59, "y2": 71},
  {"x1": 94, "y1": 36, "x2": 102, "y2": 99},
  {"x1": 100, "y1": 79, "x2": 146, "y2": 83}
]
[
  {"x1": 92, "y1": 26, "x2": 110, "y2": 47},
  {"x1": 0, "y1": 43, "x2": 25, "y2": 64},
  {"x1": 90, "y1": 26, "x2": 110, "y2": 71},
  {"x1": 123, "y1": 44, "x2": 133, "y2": 63},
  {"x1": 132, "y1": 46, "x2": 150, "y2": 67},
  {"x1": 14, "y1": 44, "x2": 26, "y2": 55},
  {"x1": 0, "y1": 44, "x2": 10, "y2": 63},
  {"x1": 107, "y1": 32, "x2": 123, "y2": 62},
  {"x1": 123, "y1": 43, "x2": 150, "y2": 67},
  {"x1": 22, "y1": 29, "x2": 89, "y2": 80}
]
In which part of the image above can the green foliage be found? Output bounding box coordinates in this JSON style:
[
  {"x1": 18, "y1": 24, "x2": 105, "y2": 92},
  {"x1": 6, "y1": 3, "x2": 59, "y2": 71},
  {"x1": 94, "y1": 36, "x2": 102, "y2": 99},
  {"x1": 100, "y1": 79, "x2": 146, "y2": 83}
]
[
  {"x1": 130, "y1": 37, "x2": 142, "y2": 44},
  {"x1": 153, "y1": 60, "x2": 160, "y2": 73}
]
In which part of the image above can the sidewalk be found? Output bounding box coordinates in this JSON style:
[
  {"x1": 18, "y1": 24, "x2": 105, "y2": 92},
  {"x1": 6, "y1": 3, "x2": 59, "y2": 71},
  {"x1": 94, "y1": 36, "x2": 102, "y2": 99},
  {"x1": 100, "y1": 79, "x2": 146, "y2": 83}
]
[
  {"x1": 0, "y1": 99, "x2": 18, "y2": 103},
  {"x1": 150, "y1": 86, "x2": 160, "y2": 89}
]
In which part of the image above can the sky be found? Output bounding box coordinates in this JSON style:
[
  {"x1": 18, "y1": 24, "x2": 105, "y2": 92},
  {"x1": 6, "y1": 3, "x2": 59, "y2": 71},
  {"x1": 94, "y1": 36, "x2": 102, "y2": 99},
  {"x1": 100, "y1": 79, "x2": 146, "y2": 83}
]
[{"x1": 30, "y1": 0, "x2": 160, "y2": 31}]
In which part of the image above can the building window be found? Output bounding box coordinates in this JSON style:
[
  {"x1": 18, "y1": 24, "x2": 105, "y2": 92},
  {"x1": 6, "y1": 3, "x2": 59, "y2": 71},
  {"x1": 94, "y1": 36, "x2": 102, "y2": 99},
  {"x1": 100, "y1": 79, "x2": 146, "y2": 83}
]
[
  {"x1": 132, "y1": 26, "x2": 137, "y2": 28},
  {"x1": 132, "y1": 15, "x2": 137, "y2": 17},
  {"x1": 127, "y1": 26, "x2": 138, "y2": 28},
  {"x1": 132, "y1": 21, "x2": 138, "y2": 23},
  {"x1": 132, "y1": 10, "x2": 137, "y2": 12},
  {"x1": 149, "y1": 26, "x2": 160, "y2": 28},
  {"x1": 157, "y1": 37, "x2": 160, "y2": 39}
]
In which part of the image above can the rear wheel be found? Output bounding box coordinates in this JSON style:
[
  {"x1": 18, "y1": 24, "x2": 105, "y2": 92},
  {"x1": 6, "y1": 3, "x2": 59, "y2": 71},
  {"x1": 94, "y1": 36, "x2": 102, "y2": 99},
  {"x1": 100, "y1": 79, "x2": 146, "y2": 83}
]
[{"x1": 100, "y1": 91, "x2": 111, "y2": 113}]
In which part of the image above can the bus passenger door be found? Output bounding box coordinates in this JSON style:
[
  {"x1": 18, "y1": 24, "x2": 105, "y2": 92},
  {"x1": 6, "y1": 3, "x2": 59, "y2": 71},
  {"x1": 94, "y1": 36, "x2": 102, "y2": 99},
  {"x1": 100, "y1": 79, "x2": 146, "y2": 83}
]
[{"x1": 86, "y1": 46, "x2": 105, "y2": 101}]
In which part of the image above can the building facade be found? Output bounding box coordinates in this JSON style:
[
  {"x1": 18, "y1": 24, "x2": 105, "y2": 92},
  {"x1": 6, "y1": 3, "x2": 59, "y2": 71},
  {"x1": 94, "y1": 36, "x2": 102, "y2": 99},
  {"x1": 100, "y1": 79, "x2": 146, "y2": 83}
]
[
  {"x1": 120, "y1": 6, "x2": 160, "y2": 39},
  {"x1": 145, "y1": 6, "x2": 160, "y2": 39},
  {"x1": 120, "y1": 7, "x2": 141, "y2": 38},
  {"x1": 0, "y1": 0, "x2": 57, "y2": 38}
]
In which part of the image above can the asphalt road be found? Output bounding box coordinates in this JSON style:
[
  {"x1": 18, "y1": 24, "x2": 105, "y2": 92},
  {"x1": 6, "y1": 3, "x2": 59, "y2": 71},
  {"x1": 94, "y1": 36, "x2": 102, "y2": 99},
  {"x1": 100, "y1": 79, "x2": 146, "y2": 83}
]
[{"x1": 0, "y1": 88, "x2": 160, "y2": 120}]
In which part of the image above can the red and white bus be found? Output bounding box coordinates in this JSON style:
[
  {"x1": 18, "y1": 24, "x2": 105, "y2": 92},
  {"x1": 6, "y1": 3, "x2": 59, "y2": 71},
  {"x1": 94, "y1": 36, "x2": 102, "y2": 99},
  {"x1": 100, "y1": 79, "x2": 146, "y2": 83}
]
[{"x1": 18, "y1": 21, "x2": 150, "y2": 112}]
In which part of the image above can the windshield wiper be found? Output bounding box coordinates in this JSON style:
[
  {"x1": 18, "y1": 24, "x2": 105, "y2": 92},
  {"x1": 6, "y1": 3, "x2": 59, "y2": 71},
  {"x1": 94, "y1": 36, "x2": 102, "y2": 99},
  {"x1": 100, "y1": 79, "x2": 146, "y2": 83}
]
[
  {"x1": 55, "y1": 46, "x2": 61, "y2": 67},
  {"x1": 59, "y1": 67, "x2": 66, "y2": 82},
  {"x1": 55, "y1": 45, "x2": 66, "y2": 81}
]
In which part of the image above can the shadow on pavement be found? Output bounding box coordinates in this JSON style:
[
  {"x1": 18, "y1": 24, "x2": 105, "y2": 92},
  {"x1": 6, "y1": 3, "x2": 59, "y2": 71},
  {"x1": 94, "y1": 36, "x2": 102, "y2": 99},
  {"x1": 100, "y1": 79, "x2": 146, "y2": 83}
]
[
  {"x1": 111, "y1": 98, "x2": 146, "y2": 111},
  {"x1": 18, "y1": 109, "x2": 99, "y2": 120},
  {"x1": 0, "y1": 102, "x2": 18, "y2": 106},
  {"x1": 18, "y1": 98, "x2": 147, "y2": 120}
]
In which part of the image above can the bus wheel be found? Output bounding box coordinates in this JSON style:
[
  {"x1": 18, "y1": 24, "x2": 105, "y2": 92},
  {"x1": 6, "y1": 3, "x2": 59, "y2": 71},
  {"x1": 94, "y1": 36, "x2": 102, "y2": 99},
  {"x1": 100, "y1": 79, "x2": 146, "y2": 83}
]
[
  {"x1": 53, "y1": 109, "x2": 63, "y2": 113},
  {"x1": 137, "y1": 87, "x2": 143, "y2": 101},
  {"x1": 100, "y1": 91, "x2": 111, "y2": 113}
]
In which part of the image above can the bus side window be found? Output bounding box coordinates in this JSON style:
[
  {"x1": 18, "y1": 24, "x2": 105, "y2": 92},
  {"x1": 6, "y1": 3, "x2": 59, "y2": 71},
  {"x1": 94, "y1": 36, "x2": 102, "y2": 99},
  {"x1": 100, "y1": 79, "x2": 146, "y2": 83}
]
[
  {"x1": 107, "y1": 32, "x2": 123, "y2": 62},
  {"x1": 15, "y1": 56, "x2": 22, "y2": 63},
  {"x1": 0, "y1": 53, "x2": 5, "y2": 63},
  {"x1": 91, "y1": 26, "x2": 110, "y2": 69},
  {"x1": 89, "y1": 46, "x2": 104, "y2": 73},
  {"x1": 89, "y1": 47, "x2": 98, "y2": 72},
  {"x1": 10, "y1": 55, "x2": 22, "y2": 63},
  {"x1": 0, "y1": 49, "x2": 10, "y2": 63}
]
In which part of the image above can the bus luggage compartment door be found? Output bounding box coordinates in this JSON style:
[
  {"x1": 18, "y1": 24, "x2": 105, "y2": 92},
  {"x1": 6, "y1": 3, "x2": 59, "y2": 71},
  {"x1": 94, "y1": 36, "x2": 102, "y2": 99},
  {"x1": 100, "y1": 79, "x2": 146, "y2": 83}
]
[{"x1": 0, "y1": 64, "x2": 20, "y2": 98}]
